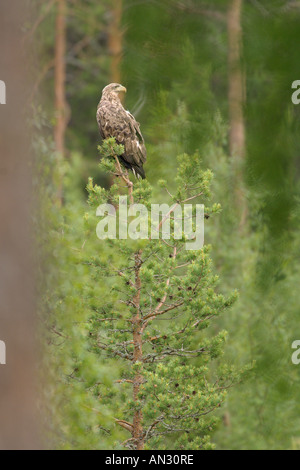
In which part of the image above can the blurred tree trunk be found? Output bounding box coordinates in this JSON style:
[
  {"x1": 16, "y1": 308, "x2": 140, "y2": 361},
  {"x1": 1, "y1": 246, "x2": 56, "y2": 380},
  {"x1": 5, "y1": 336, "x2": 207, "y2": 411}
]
[
  {"x1": 108, "y1": 0, "x2": 123, "y2": 191},
  {"x1": 54, "y1": 0, "x2": 67, "y2": 204},
  {"x1": 227, "y1": 0, "x2": 247, "y2": 227},
  {"x1": 228, "y1": 0, "x2": 245, "y2": 158},
  {"x1": 0, "y1": 0, "x2": 41, "y2": 450},
  {"x1": 108, "y1": 0, "x2": 123, "y2": 85}
]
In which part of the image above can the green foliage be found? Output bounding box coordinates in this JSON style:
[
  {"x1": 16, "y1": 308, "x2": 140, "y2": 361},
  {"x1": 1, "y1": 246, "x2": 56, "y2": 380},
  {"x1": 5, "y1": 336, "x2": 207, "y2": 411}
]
[
  {"x1": 35, "y1": 0, "x2": 300, "y2": 451},
  {"x1": 35, "y1": 114, "x2": 125, "y2": 449},
  {"x1": 82, "y1": 139, "x2": 245, "y2": 450}
]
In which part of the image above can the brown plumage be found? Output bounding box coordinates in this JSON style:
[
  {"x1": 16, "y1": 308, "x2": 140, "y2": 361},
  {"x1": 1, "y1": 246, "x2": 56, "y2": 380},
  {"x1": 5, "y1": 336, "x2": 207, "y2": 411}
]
[{"x1": 96, "y1": 83, "x2": 147, "y2": 179}]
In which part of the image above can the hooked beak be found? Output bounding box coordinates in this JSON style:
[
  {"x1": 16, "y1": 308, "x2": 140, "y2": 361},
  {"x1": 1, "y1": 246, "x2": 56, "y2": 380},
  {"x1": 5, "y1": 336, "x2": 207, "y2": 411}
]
[{"x1": 118, "y1": 85, "x2": 127, "y2": 93}]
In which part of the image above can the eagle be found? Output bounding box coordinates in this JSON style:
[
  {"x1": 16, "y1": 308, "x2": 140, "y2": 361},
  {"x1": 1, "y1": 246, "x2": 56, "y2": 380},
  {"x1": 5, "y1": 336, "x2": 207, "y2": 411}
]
[{"x1": 97, "y1": 83, "x2": 147, "y2": 179}]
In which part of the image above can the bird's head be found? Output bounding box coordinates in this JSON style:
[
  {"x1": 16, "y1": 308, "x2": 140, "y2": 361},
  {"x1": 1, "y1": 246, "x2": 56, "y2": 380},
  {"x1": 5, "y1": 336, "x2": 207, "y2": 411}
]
[{"x1": 102, "y1": 83, "x2": 127, "y2": 100}]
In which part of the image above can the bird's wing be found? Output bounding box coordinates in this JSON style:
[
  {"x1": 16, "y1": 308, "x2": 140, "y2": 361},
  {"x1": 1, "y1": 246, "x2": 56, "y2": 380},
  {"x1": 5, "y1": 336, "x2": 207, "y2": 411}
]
[
  {"x1": 125, "y1": 110, "x2": 147, "y2": 164},
  {"x1": 97, "y1": 100, "x2": 120, "y2": 140},
  {"x1": 97, "y1": 100, "x2": 146, "y2": 168}
]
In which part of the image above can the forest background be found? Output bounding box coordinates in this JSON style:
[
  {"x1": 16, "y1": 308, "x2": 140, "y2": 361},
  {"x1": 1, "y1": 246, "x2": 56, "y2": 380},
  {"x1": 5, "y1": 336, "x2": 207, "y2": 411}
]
[{"x1": 1, "y1": 0, "x2": 300, "y2": 450}]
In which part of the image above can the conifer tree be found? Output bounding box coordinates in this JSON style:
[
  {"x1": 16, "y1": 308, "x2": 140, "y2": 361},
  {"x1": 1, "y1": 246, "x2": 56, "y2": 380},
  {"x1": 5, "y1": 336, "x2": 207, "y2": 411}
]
[{"x1": 85, "y1": 139, "x2": 246, "y2": 450}]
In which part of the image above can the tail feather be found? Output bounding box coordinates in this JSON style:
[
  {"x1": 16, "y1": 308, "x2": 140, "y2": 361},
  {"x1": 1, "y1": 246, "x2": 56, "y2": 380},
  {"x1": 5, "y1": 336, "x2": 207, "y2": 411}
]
[
  {"x1": 119, "y1": 156, "x2": 146, "y2": 179},
  {"x1": 134, "y1": 165, "x2": 146, "y2": 179}
]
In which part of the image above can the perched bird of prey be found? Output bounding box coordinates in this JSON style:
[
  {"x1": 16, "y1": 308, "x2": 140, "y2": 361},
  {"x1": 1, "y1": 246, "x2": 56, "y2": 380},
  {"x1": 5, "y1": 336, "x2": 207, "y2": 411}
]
[{"x1": 97, "y1": 83, "x2": 147, "y2": 179}]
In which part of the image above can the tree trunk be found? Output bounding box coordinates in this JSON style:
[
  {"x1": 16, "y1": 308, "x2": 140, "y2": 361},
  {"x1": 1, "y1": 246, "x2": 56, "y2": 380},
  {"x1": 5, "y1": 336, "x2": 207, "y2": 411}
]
[
  {"x1": 108, "y1": 0, "x2": 123, "y2": 85},
  {"x1": 0, "y1": 0, "x2": 41, "y2": 450},
  {"x1": 228, "y1": 0, "x2": 245, "y2": 158},
  {"x1": 132, "y1": 251, "x2": 144, "y2": 450},
  {"x1": 108, "y1": 0, "x2": 124, "y2": 195},
  {"x1": 227, "y1": 0, "x2": 247, "y2": 227},
  {"x1": 54, "y1": 0, "x2": 67, "y2": 204}
]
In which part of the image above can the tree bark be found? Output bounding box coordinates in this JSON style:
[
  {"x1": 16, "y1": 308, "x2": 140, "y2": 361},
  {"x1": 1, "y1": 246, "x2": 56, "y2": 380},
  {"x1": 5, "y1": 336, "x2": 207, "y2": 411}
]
[
  {"x1": 227, "y1": 0, "x2": 247, "y2": 227},
  {"x1": 132, "y1": 251, "x2": 144, "y2": 450},
  {"x1": 108, "y1": 0, "x2": 123, "y2": 85},
  {"x1": 54, "y1": 0, "x2": 67, "y2": 203},
  {"x1": 0, "y1": 0, "x2": 41, "y2": 450},
  {"x1": 228, "y1": 0, "x2": 245, "y2": 158}
]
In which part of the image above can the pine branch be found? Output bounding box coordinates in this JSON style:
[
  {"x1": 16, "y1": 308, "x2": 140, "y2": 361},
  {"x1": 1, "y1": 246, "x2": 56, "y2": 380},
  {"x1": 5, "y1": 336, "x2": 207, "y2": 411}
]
[
  {"x1": 114, "y1": 156, "x2": 134, "y2": 205},
  {"x1": 115, "y1": 419, "x2": 134, "y2": 433}
]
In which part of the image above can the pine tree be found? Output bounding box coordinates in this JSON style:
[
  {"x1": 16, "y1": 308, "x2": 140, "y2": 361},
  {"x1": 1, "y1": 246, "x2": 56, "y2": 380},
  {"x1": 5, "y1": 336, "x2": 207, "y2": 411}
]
[{"x1": 85, "y1": 138, "x2": 246, "y2": 450}]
